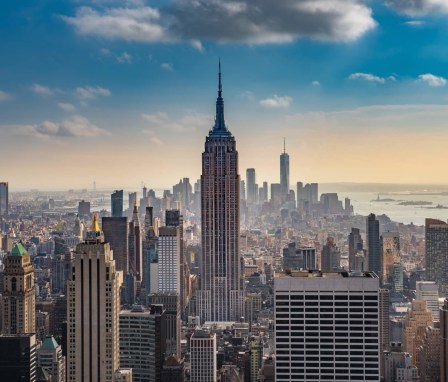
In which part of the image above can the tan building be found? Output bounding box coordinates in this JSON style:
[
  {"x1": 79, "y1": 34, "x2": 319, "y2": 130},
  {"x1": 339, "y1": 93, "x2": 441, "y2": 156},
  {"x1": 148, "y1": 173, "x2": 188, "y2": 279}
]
[
  {"x1": 440, "y1": 299, "x2": 448, "y2": 381},
  {"x1": 404, "y1": 300, "x2": 433, "y2": 359},
  {"x1": 2, "y1": 242, "x2": 35, "y2": 334},
  {"x1": 416, "y1": 326, "x2": 440, "y2": 382},
  {"x1": 67, "y1": 216, "x2": 123, "y2": 382},
  {"x1": 381, "y1": 232, "x2": 400, "y2": 284}
]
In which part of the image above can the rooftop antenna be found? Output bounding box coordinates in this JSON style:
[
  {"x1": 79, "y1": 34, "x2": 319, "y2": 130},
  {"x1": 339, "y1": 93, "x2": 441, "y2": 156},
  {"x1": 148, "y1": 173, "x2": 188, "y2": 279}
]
[{"x1": 283, "y1": 137, "x2": 286, "y2": 154}]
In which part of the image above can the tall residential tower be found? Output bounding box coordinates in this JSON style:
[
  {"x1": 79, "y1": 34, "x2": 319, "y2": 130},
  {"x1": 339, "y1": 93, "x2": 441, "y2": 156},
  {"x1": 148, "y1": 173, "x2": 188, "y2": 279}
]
[{"x1": 198, "y1": 62, "x2": 244, "y2": 322}]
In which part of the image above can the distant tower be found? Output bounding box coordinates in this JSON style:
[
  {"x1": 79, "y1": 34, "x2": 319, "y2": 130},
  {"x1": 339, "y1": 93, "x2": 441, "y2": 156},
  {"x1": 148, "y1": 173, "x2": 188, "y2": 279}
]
[
  {"x1": 2, "y1": 243, "x2": 36, "y2": 334},
  {"x1": 280, "y1": 138, "x2": 290, "y2": 199},
  {"x1": 128, "y1": 200, "x2": 142, "y2": 280},
  {"x1": 425, "y1": 218, "x2": 448, "y2": 295},
  {"x1": 111, "y1": 190, "x2": 124, "y2": 218},
  {"x1": 366, "y1": 213, "x2": 381, "y2": 275},
  {"x1": 198, "y1": 61, "x2": 244, "y2": 322},
  {"x1": 246, "y1": 168, "x2": 257, "y2": 205},
  {"x1": 0, "y1": 181, "x2": 8, "y2": 216},
  {"x1": 66, "y1": 215, "x2": 123, "y2": 382}
]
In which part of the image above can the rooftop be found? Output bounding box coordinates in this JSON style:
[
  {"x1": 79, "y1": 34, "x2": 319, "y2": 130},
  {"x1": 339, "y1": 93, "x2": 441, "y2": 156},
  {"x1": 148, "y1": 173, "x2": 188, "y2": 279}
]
[{"x1": 10, "y1": 242, "x2": 27, "y2": 256}]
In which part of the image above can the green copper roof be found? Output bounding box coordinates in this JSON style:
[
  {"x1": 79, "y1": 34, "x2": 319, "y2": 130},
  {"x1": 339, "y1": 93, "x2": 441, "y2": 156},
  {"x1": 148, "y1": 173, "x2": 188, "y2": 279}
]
[
  {"x1": 10, "y1": 243, "x2": 28, "y2": 256},
  {"x1": 41, "y1": 336, "x2": 59, "y2": 350}
]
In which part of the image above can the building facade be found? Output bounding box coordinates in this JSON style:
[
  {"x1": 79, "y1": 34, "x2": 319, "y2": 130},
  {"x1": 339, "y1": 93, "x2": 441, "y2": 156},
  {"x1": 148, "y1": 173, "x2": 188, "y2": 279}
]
[
  {"x1": 367, "y1": 213, "x2": 381, "y2": 275},
  {"x1": 0, "y1": 182, "x2": 8, "y2": 216},
  {"x1": 102, "y1": 217, "x2": 129, "y2": 273},
  {"x1": 425, "y1": 219, "x2": 448, "y2": 296},
  {"x1": 190, "y1": 328, "x2": 217, "y2": 382}
]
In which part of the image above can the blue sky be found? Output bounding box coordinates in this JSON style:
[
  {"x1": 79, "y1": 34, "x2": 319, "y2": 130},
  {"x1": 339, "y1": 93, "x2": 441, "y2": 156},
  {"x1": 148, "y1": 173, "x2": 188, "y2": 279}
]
[{"x1": 1, "y1": 0, "x2": 448, "y2": 190}]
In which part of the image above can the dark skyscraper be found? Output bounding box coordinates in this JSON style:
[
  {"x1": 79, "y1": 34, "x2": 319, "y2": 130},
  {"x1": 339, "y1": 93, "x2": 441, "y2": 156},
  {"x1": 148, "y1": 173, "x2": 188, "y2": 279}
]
[
  {"x1": 0, "y1": 333, "x2": 37, "y2": 382},
  {"x1": 280, "y1": 138, "x2": 290, "y2": 199},
  {"x1": 128, "y1": 201, "x2": 142, "y2": 280},
  {"x1": 425, "y1": 218, "x2": 448, "y2": 295},
  {"x1": 198, "y1": 62, "x2": 244, "y2": 322},
  {"x1": 0, "y1": 182, "x2": 8, "y2": 216},
  {"x1": 367, "y1": 213, "x2": 381, "y2": 275},
  {"x1": 102, "y1": 216, "x2": 129, "y2": 272},
  {"x1": 348, "y1": 227, "x2": 363, "y2": 270},
  {"x1": 111, "y1": 189, "x2": 123, "y2": 218}
]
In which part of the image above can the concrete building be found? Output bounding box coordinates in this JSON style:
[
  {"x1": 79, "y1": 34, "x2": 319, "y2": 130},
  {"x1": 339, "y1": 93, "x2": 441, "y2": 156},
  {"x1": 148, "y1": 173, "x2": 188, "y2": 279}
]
[
  {"x1": 383, "y1": 343, "x2": 419, "y2": 382},
  {"x1": 198, "y1": 63, "x2": 244, "y2": 322},
  {"x1": 274, "y1": 270, "x2": 380, "y2": 381},
  {"x1": 119, "y1": 305, "x2": 167, "y2": 382},
  {"x1": 440, "y1": 299, "x2": 448, "y2": 381},
  {"x1": 2, "y1": 242, "x2": 35, "y2": 334},
  {"x1": 416, "y1": 326, "x2": 440, "y2": 382},
  {"x1": 425, "y1": 219, "x2": 448, "y2": 296},
  {"x1": 161, "y1": 355, "x2": 184, "y2": 382},
  {"x1": 67, "y1": 216, "x2": 123, "y2": 382},
  {"x1": 403, "y1": 300, "x2": 433, "y2": 360},
  {"x1": 282, "y1": 243, "x2": 316, "y2": 271},
  {"x1": 102, "y1": 217, "x2": 129, "y2": 273},
  {"x1": 37, "y1": 336, "x2": 66, "y2": 382},
  {"x1": 190, "y1": 328, "x2": 217, "y2": 382},
  {"x1": 158, "y1": 226, "x2": 180, "y2": 294},
  {"x1": 416, "y1": 281, "x2": 439, "y2": 321},
  {"x1": 381, "y1": 232, "x2": 400, "y2": 285},
  {"x1": 0, "y1": 333, "x2": 37, "y2": 381}
]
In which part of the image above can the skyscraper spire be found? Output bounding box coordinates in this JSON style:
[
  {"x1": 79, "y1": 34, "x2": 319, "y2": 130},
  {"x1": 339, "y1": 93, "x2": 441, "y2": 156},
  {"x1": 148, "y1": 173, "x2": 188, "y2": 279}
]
[
  {"x1": 284, "y1": 137, "x2": 286, "y2": 154},
  {"x1": 210, "y1": 59, "x2": 229, "y2": 136}
]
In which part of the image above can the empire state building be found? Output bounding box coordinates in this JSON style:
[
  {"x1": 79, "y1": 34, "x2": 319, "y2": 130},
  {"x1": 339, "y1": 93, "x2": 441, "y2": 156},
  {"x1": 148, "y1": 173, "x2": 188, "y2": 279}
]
[{"x1": 198, "y1": 62, "x2": 244, "y2": 322}]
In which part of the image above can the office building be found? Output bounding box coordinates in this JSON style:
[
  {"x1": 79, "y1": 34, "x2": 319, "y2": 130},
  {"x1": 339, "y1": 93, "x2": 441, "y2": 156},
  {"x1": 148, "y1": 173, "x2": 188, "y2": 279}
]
[
  {"x1": 158, "y1": 226, "x2": 180, "y2": 293},
  {"x1": 274, "y1": 270, "x2": 380, "y2": 381},
  {"x1": 119, "y1": 304, "x2": 167, "y2": 382},
  {"x1": 2, "y1": 242, "x2": 35, "y2": 334},
  {"x1": 320, "y1": 237, "x2": 340, "y2": 271},
  {"x1": 425, "y1": 219, "x2": 448, "y2": 296},
  {"x1": 403, "y1": 300, "x2": 433, "y2": 360},
  {"x1": 441, "y1": 299, "x2": 448, "y2": 381},
  {"x1": 66, "y1": 216, "x2": 123, "y2": 382},
  {"x1": 348, "y1": 228, "x2": 363, "y2": 271},
  {"x1": 129, "y1": 201, "x2": 142, "y2": 280},
  {"x1": 280, "y1": 140, "x2": 289, "y2": 199},
  {"x1": 0, "y1": 333, "x2": 37, "y2": 382},
  {"x1": 190, "y1": 328, "x2": 217, "y2": 382},
  {"x1": 381, "y1": 232, "x2": 400, "y2": 285},
  {"x1": 416, "y1": 326, "x2": 440, "y2": 382},
  {"x1": 161, "y1": 355, "x2": 184, "y2": 382},
  {"x1": 102, "y1": 217, "x2": 129, "y2": 273},
  {"x1": 282, "y1": 243, "x2": 316, "y2": 271},
  {"x1": 383, "y1": 343, "x2": 418, "y2": 382},
  {"x1": 416, "y1": 281, "x2": 439, "y2": 321},
  {"x1": 198, "y1": 63, "x2": 244, "y2": 322},
  {"x1": 0, "y1": 182, "x2": 8, "y2": 216},
  {"x1": 111, "y1": 190, "x2": 123, "y2": 218},
  {"x1": 78, "y1": 200, "x2": 90, "y2": 217},
  {"x1": 246, "y1": 168, "x2": 257, "y2": 204},
  {"x1": 37, "y1": 336, "x2": 66, "y2": 382},
  {"x1": 367, "y1": 213, "x2": 381, "y2": 275},
  {"x1": 270, "y1": 183, "x2": 282, "y2": 208},
  {"x1": 393, "y1": 263, "x2": 404, "y2": 294}
]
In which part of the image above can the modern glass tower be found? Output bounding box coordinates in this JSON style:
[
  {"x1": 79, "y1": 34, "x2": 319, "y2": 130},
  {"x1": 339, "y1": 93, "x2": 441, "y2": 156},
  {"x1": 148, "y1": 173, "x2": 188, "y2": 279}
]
[
  {"x1": 198, "y1": 62, "x2": 244, "y2": 322},
  {"x1": 280, "y1": 139, "x2": 289, "y2": 199},
  {"x1": 0, "y1": 181, "x2": 8, "y2": 216}
]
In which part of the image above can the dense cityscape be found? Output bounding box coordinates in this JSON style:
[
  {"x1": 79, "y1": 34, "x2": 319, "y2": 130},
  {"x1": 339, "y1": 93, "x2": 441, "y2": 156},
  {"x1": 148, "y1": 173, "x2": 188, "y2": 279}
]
[{"x1": 1, "y1": 66, "x2": 448, "y2": 382}]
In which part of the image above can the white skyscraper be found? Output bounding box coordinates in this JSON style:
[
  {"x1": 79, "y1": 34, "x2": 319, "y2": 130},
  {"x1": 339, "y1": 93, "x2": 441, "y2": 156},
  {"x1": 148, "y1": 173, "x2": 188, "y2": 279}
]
[
  {"x1": 416, "y1": 281, "x2": 439, "y2": 320},
  {"x1": 67, "y1": 216, "x2": 123, "y2": 382},
  {"x1": 157, "y1": 226, "x2": 180, "y2": 294},
  {"x1": 190, "y1": 328, "x2": 217, "y2": 382},
  {"x1": 274, "y1": 270, "x2": 380, "y2": 382}
]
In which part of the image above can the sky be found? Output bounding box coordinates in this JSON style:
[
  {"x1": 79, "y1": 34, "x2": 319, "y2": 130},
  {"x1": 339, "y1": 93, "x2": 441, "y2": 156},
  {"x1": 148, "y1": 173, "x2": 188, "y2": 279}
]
[{"x1": 1, "y1": 0, "x2": 448, "y2": 191}]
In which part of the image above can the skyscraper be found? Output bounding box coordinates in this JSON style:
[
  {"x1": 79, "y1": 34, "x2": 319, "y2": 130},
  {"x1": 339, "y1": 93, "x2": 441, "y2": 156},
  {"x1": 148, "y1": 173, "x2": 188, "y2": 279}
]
[
  {"x1": 102, "y1": 216, "x2": 129, "y2": 273},
  {"x1": 348, "y1": 228, "x2": 363, "y2": 271},
  {"x1": 0, "y1": 182, "x2": 8, "y2": 216},
  {"x1": 190, "y1": 328, "x2": 217, "y2": 382},
  {"x1": 198, "y1": 62, "x2": 244, "y2": 322},
  {"x1": 129, "y1": 200, "x2": 142, "y2": 280},
  {"x1": 425, "y1": 218, "x2": 448, "y2": 295},
  {"x1": 246, "y1": 168, "x2": 257, "y2": 204},
  {"x1": 66, "y1": 216, "x2": 123, "y2": 382},
  {"x1": 0, "y1": 333, "x2": 37, "y2": 381},
  {"x1": 111, "y1": 190, "x2": 123, "y2": 218},
  {"x1": 2, "y1": 243, "x2": 35, "y2": 334},
  {"x1": 280, "y1": 139, "x2": 289, "y2": 199},
  {"x1": 367, "y1": 213, "x2": 381, "y2": 275},
  {"x1": 381, "y1": 232, "x2": 400, "y2": 285},
  {"x1": 37, "y1": 336, "x2": 66, "y2": 382},
  {"x1": 440, "y1": 299, "x2": 448, "y2": 381}
]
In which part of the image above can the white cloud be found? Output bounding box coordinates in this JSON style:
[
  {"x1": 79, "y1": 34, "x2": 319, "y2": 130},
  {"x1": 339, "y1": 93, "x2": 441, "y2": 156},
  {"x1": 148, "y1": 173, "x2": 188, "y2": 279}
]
[
  {"x1": 404, "y1": 20, "x2": 425, "y2": 27},
  {"x1": 150, "y1": 137, "x2": 163, "y2": 146},
  {"x1": 161, "y1": 63, "x2": 173, "y2": 71},
  {"x1": 259, "y1": 95, "x2": 292, "y2": 109},
  {"x1": 61, "y1": 1, "x2": 376, "y2": 44},
  {"x1": 385, "y1": 0, "x2": 448, "y2": 16},
  {"x1": 58, "y1": 102, "x2": 76, "y2": 112},
  {"x1": 13, "y1": 115, "x2": 109, "y2": 139},
  {"x1": 99, "y1": 47, "x2": 112, "y2": 56},
  {"x1": 75, "y1": 85, "x2": 111, "y2": 101},
  {"x1": 191, "y1": 40, "x2": 204, "y2": 52},
  {"x1": 0, "y1": 90, "x2": 14, "y2": 101},
  {"x1": 241, "y1": 90, "x2": 255, "y2": 101},
  {"x1": 32, "y1": 83, "x2": 54, "y2": 96},
  {"x1": 348, "y1": 73, "x2": 387, "y2": 84},
  {"x1": 142, "y1": 111, "x2": 211, "y2": 132},
  {"x1": 418, "y1": 73, "x2": 447, "y2": 87},
  {"x1": 117, "y1": 51, "x2": 133, "y2": 63},
  {"x1": 312, "y1": 81, "x2": 320, "y2": 87}
]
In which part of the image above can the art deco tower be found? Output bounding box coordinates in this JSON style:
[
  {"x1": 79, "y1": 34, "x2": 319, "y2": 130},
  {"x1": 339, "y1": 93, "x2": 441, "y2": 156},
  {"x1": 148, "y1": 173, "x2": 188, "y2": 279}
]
[{"x1": 198, "y1": 62, "x2": 244, "y2": 322}]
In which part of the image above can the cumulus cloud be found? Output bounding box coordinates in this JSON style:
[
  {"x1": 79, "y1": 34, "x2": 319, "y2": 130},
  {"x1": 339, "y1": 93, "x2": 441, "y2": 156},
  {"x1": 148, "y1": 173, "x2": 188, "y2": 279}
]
[
  {"x1": 385, "y1": 0, "x2": 448, "y2": 16},
  {"x1": 142, "y1": 111, "x2": 211, "y2": 132},
  {"x1": 58, "y1": 102, "x2": 77, "y2": 112},
  {"x1": 116, "y1": 51, "x2": 133, "y2": 63},
  {"x1": 75, "y1": 85, "x2": 111, "y2": 101},
  {"x1": 14, "y1": 115, "x2": 109, "y2": 139},
  {"x1": 61, "y1": 0, "x2": 376, "y2": 44},
  {"x1": 348, "y1": 73, "x2": 393, "y2": 84},
  {"x1": 418, "y1": 73, "x2": 447, "y2": 87},
  {"x1": 32, "y1": 83, "x2": 54, "y2": 96},
  {"x1": 259, "y1": 95, "x2": 292, "y2": 109},
  {"x1": 0, "y1": 90, "x2": 14, "y2": 101},
  {"x1": 161, "y1": 63, "x2": 173, "y2": 71}
]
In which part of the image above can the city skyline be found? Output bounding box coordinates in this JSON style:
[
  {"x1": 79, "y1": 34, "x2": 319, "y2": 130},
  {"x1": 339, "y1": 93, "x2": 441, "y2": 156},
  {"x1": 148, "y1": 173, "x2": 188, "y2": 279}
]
[{"x1": 2, "y1": 1, "x2": 448, "y2": 188}]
